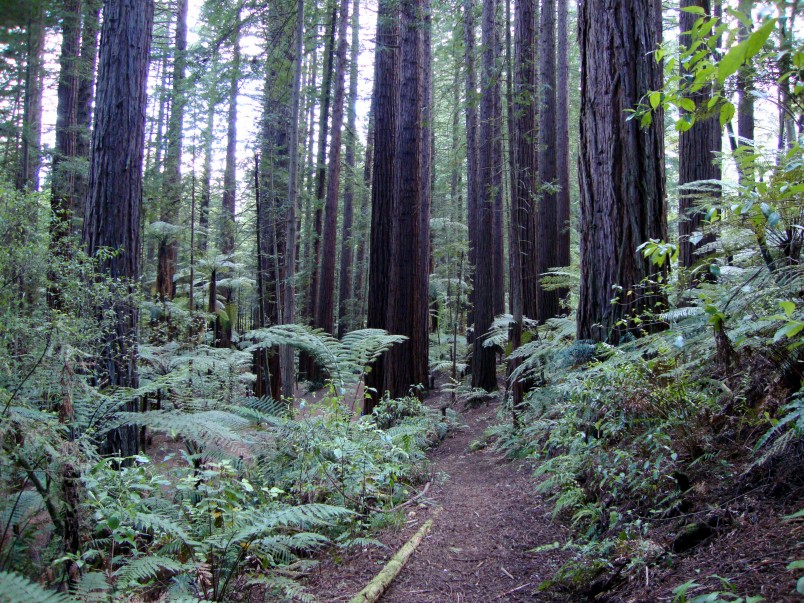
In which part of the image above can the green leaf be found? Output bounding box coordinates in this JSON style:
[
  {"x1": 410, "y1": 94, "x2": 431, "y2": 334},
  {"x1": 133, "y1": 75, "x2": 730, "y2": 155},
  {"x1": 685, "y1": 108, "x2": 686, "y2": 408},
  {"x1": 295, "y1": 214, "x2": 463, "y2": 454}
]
[
  {"x1": 649, "y1": 91, "x2": 661, "y2": 109},
  {"x1": 787, "y1": 559, "x2": 804, "y2": 570},
  {"x1": 779, "y1": 301, "x2": 796, "y2": 318},
  {"x1": 797, "y1": 576, "x2": 804, "y2": 595},
  {"x1": 774, "y1": 321, "x2": 804, "y2": 343},
  {"x1": 720, "y1": 101, "x2": 735, "y2": 127},
  {"x1": 681, "y1": 5, "x2": 706, "y2": 15},
  {"x1": 718, "y1": 42, "x2": 746, "y2": 83},
  {"x1": 678, "y1": 97, "x2": 696, "y2": 112},
  {"x1": 768, "y1": 211, "x2": 781, "y2": 228},
  {"x1": 744, "y1": 19, "x2": 777, "y2": 60},
  {"x1": 640, "y1": 111, "x2": 653, "y2": 128}
]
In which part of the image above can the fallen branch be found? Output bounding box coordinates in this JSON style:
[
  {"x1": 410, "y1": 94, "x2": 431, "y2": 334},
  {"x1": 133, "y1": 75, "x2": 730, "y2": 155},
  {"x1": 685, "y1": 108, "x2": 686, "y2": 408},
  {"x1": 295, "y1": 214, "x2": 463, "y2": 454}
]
[{"x1": 349, "y1": 508, "x2": 442, "y2": 603}]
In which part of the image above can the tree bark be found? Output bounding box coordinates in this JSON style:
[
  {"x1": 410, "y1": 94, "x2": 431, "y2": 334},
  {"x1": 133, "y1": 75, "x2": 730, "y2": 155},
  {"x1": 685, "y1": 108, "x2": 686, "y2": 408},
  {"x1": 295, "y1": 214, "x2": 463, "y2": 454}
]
[
  {"x1": 50, "y1": 0, "x2": 83, "y2": 259},
  {"x1": 555, "y1": 0, "x2": 571, "y2": 278},
  {"x1": 74, "y1": 0, "x2": 102, "y2": 224},
  {"x1": 678, "y1": 0, "x2": 721, "y2": 271},
  {"x1": 384, "y1": 0, "x2": 426, "y2": 399},
  {"x1": 471, "y1": 0, "x2": 499, "y2": 391},
  {"x1": 577, "y1": 0, "x2": 667, "y2": 344},
  {"x1": 463, "y1": 0, "x2": 479, "y2": 330},
  {"x1": 220, "y1": 9, "x2": 241, "y2": 256},
  {"x1": 280, "y1": 0, "x2": 307, "y2": 398},
  {"x1": 364, "y1": 0, "x2": 399, "y2": 412},
  {"x1": 156, "y1": 0, "x2": 188, "y2": 302},
  {"x1": 316, "y1": 0, "x2": 352, "y2": 338},
  {"x1": 83, "y1": 0, "x2": 154, "y2": 456},
  {"x1": 537, "y1": 0, "x2": 559, "y2": 321},
  {"x1": 337, "y1": 0, "x2": 362, "y2": 339},
  {"x1": 18, "y1": 3, "x2": 45, "y2": 191}
]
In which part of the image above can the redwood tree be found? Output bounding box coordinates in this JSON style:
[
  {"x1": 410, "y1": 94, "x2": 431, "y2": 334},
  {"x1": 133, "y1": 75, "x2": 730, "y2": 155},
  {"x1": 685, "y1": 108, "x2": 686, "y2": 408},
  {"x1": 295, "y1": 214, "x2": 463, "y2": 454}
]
[
  {"x1": 678, "y1": 0, "x2": 721, "y2": 270},
  {"x1": 83, "y1": 0, "x2": 154, "y2": 456},
  {"x1": 471, "y1": 0, "x2": 499, "y2": 391},
  {"x1": 537, "y1": 0, "x2": 559, "y2": 321},
  {"x1": 364, "y1": 0, "x2": 398, "y2": 412},
  {"x1": 577, "y1": 0, "x2": 667, "y2": 344},
  {"x1": 316, "y1": 0, "x2": 352, "y2": 337},
  {"x1": 384, "y1": 0, "x2": 428, "y2": 398}
]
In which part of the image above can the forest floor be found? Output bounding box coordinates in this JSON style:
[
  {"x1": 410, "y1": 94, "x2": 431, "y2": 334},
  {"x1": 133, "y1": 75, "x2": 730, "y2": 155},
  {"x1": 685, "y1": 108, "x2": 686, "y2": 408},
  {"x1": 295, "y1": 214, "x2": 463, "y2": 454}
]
[
  {"x1": 302, "y1": 379, "x2": 804, "y2": 603},
  {"x1": 303, "y1": 383, "x2": 571, "y2": 602}
]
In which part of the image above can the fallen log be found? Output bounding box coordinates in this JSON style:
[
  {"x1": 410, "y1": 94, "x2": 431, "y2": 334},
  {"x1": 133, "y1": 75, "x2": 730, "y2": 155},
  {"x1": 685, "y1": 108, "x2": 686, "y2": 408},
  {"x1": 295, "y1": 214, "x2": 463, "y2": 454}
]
[{"x1": 348, "y1": 508, "x2": 442, "y2": 603}]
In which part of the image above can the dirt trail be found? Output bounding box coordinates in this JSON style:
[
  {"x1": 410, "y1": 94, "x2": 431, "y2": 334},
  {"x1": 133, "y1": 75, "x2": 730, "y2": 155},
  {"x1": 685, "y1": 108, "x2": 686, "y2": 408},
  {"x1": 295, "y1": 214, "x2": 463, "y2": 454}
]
[{"x1": 305, "y1": 389, "x2": 569, "y2": 602}]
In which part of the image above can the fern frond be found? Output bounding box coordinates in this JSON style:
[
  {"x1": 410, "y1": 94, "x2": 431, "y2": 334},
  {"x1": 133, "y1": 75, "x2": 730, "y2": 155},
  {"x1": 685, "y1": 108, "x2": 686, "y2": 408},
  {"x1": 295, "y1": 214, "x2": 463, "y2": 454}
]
[
  {"x1": 70, "y1": 572, "x2": 109, "y2": 603},
  {"x1": 115, "y1": 555, "x2": 187, "y2": 587},
  {"x1": 0, "y1": 571, "x2": 77, "y2": 603}
]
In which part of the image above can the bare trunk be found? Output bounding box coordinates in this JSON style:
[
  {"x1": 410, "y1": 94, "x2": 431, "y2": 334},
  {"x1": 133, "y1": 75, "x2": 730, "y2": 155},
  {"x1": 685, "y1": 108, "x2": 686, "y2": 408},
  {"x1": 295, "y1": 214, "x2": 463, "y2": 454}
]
[
  {"x1": 364, "y1": 0, "x2": 399, "y2": 412},
  {"x1": 577, "y1": 0, "x2": 667, "y2": 344},
  {"x1": 156, "y1": 0, "x2": 189, "y2": 301},
  {"x1": 316, "y1": 0, "x2": 352, "y2": 338},
  {"x1": 471, "y1": 0, "x2": 499, "y2": 391},
  {"x1": 83, "y1": 0, "x2": 154, "y2": 456},
  {"x1": 337, "y1": 0, "x2": 362, "y2": 339}
]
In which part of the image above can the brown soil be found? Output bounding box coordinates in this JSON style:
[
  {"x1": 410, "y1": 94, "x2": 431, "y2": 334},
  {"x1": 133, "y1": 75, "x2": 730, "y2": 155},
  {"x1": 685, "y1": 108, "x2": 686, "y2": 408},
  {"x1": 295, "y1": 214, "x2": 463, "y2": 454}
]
[{"x1": 303, "y1": 387, "x2": 570, "y2": 602}]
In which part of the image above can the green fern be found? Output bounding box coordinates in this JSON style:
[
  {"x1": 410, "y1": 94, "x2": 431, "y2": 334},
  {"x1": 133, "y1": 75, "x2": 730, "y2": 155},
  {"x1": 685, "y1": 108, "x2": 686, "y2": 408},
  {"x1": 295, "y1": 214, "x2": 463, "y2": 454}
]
[
  {"x1": 115, "y1": 555, "x2": 187, "y2": 587},
  {"x1": 0, "y1": 571, "x2": 77, "y2": 603}
]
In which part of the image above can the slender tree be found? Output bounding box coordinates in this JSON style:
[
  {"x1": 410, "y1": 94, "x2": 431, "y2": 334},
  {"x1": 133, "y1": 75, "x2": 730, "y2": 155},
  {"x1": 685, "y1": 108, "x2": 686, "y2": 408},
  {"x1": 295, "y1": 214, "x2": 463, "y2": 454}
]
[
  {"x1": 50, "y1": 0, "x2": 82, "y2": 247},
  {"x1": 83, "y1": 0, "x2": 154, "y2": 456},
  {"x1": 74, "y1": 0, "x2": 102, "y2": 219},
  {"x1": 280, "y1": 0, "x2": 307, "y2": 397},
  {"x1": 678, "y1": 0, "x2": 721, "y2": 271},
  {"x1": 220, "y1": 8, "x2": 241, "y2": 256},
  {"x1": 471, "y1": 0, "x2": 499, "y2": 391},
  {"x1": 17, "y1": 2, "x2": 45, "y2": 191},
  {"x1": 509, "y1": 0, "x2": 537, "y2": 410},
  {"x1": 337, "y1": 0, "x2": 361, "y2": 339},
  {"x1": 463, "y1": 0, "x2": 479, "y2": 329},
  {"x1": 316, "y1": 0, "x2": 352, "y2": 337},
  {"x1": 577, "y1": 0, "x2": 667, "y2": 344},
  {"x1": 555, "y1": 0, "x2": 571, "y2": 279},
  {"x1": 537, "y1": 0, "x2": 559, "y2": 321},
  {"x1": 156, "y1": 0, "x2": 188, "y2": 301}
]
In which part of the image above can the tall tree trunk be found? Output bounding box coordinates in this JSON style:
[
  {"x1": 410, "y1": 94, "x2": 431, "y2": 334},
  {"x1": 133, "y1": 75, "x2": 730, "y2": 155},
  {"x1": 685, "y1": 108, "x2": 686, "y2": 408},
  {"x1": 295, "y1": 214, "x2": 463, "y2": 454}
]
[
  {"x1": 256, "y1": 0, "x2": 294, "y2": 400},
  {"x1": 555, "y1": 0, "x2": 571, "y2": 278},
  {"x1": 354, "y1": 113, "x2": 374, "y2": 328},
  {"x1": 18, "y1": 3, "x2": 45, "y2": 191},
  {"x1": 464, "y1": 0, "x2": 479, "y2": 330},
  {"x1": 510, "y1": 0, "x2": 537, "y2": 411},
  {"x1": 75, "y1": 0, "x2": 102, "y2": 225},
  {"x1": 83, "y1": 0, "x2": 154, "y2": 456},
  {"x1": 316, "y1": 0, "x2": 351, "y2": 338},
  {"x1": 736, "y1": 0, "x2": 753, "y2": 178},
  {"x1": 471, "y1": 0, "x2": 499, "y2": 391},
  {"x1": 337, "y1": 0, "x2": 361, "y2": 339},
  {"x1": 537, "y1": 0, "x2": 559, "y2": 321},
  {"x1": 221, "y1": 10, "x2": 241, "y2": 256},
  {"x1": 577, "y1": 0, "x2": 667, "y2": 344},
  {"x1": 491, "y1": 6, "x2": 505, "y2": 317},
  {"x1": 385, "y1": 0, "x2": 426, "y2": 399},
  {"x1": 307, "y1": 0, "x2": 338, "y2": 325},
  {"x1": 364, "y1": 0, "x2": 399, "y2": 413},
  {"x1": 50, "y1": 0, "x2": 83, "y2": 259},
  {"x1": 300, "y1": 0, "x2": 337, "y2": 381},
  {"x1": 199, "y1": 98, "x2": 215, "y2": 254},
  {"x1": 419, "y1": 0, "x2": 433, "y2": 385},
  {"x1": 678, "y1": 0, "x2": 721, "y2": 271},
  {"x1": 156, "y1": 0, "x2": 188, "y2": 301},
  {"x1": 280, "y1": 0, "x2": 307, "y2": 398}
]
